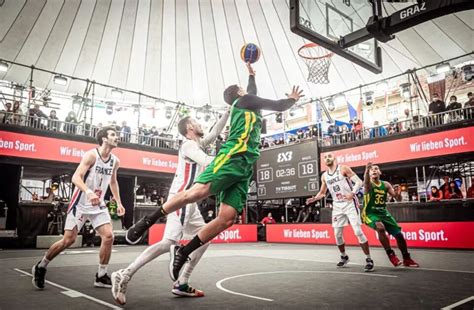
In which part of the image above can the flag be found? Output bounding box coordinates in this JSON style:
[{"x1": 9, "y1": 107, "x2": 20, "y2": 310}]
[{"x1": 347, "y1": 101, "x2": 357, "y2": 120}]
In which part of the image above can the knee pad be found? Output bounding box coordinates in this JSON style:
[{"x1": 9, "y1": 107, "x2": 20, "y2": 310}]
[
  {"x1": 334, "y1": 227, "x2": 345, "y2": 246},
  {"x1": 352, "y1": 225, "x2": 367, "y2": 243}
]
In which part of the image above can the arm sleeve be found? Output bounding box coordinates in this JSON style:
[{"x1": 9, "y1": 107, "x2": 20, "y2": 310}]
[
  {"x1": 181, "y1": 141, "x2": 214, "y2": 167},
  {"x1": 350, "y1": 174, "x2": 363, "y2": 194},
  {"x1": 200, "y1": 109, "x2": 230, "y2": 148},
  {"x1": 247, "y1": 75, "x2": 257, "y2": 95},
  {"x1": 237, "y1": 94, "x2": 297, "y2": 112}
]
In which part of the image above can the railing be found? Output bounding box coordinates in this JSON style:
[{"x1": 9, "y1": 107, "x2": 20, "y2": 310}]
[
  {"x1": 0, "y1": 111, "x2": 180, "y2": 150},
  {"x1": 321, "y1": 107, "x2": 474, "y2": 147}
]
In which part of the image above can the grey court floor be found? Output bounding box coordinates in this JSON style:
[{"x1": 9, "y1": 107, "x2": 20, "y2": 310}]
[{"x1": 0, "y1": 243, "x2": 473, "y2": 310}]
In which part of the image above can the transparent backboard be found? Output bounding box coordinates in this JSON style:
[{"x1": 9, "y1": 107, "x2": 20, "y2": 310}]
[{"x1": 291, "y1": 0, "x2": 383, "y2": 73}]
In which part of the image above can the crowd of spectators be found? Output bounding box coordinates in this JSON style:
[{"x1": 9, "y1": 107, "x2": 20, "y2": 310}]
[
  {"x1": 429, "y1": 175, "x2": 467, "y2": 201},
  {"x1": 260, "y1": 124, "x2": 318, "y2": 149}
]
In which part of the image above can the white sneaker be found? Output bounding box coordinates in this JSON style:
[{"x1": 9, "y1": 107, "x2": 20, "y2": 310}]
[{"x1": 111, "y1": 269, "x2": 130, "y2": 305}]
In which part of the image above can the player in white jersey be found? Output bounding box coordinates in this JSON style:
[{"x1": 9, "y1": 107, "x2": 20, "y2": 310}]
[
  {"x1": 306, "y1": 152, "x2": 374, "y2": 272},
  {"x1": 32, "y1": 127, "x2": 125, "y2": 289},
  {"x1": 111, "y1": 110, "x2": 229, "y2": 305}
]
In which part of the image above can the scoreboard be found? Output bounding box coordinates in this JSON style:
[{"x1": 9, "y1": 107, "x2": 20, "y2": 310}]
[{"x1": 256, "y1": 140, "x2": 319, "y2": 199}]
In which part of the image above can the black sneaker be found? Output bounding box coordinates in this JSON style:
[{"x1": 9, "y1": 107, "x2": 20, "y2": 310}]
[
  {"x1": 94, "y1": 273, "x2": 112, "y2": 288},
  {"x1": 32, "y1": 263, "x2": 47, "y2": 289},
  {"x1": 169, "y1": 245, "x2": 190, "y2": 281},
  {"x1": 125, "y1": 216, "x2": 152, "y2": 245},
  {"x1": 336, "y1": 255, "x2": 349, "y2": 268},
  {"x1": 364, "y1": 258, "x2": 375, "y2": 272}
]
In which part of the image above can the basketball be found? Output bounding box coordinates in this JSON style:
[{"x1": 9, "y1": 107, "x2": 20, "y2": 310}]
[{"x1": 240, "y1": 43, "x2": 261, "y2": 64}]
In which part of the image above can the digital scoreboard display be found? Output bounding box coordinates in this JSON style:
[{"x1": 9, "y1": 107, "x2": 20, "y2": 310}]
[{"x1": 256, "y1": 140, "x2": 319, "y2": 199}]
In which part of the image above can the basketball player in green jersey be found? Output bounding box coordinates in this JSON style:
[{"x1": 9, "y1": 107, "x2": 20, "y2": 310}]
[
  {"x1": 126, "y1": 62, "x2": 304, "y2": 280},
  {"x1": 362, "y1": 162, "x2": 419, "y2": 267}
]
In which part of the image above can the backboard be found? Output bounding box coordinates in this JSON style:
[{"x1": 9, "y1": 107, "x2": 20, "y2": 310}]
[{"x1": 290, "y1": 0, "x2": 383, "y2": 73}]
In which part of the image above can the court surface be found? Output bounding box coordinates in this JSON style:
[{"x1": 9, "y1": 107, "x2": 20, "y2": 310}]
[{"x1": 1, "y1": 243, "x2": 473, "y2": 309}]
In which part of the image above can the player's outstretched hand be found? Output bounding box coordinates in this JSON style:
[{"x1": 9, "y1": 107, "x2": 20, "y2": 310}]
[
  {"x1": 286, "y1": 86, "x2": 305, "y2": 101},
  {"x1": 246, "y1": 62, "x2": 256, "y2": 76},
  {"x1": 306, "y1": 196, "x2": 317, "y2": 205}
]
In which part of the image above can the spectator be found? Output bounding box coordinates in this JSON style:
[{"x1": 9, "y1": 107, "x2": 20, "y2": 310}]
[
  {"x1": 467, "y1": 178, "x2": 474, "y2": 199},
  {"x1": 48, "y1": 110, "x2": 60, "y2": 131},
  {"x1": 296, "y1": 129, "x2": 304, "y2": 141},
  {"x1": 340, "y1": 124, "x2": 350, "y2": 143},
  {"x1": 139, "y1": 124, "x2": 150, "y2": 144},
  {"x1": 92, "y1": 122, "x2": 102, "y2": 138},
  {"x1": 111, "y1": 120, "x2": 121, "y2": 132},
  {"x1": 28, "y1": 104, "x2": 48, "y2": 128},
  {"x1": 447, "y1": 181, "x2": 463, "y2": 199},
  {"x1": 260, "y1": 212, "x2": 276, "y2": 225},
  {"x1": 0, "y1": 102, "x2": 12, "y2": 123},
  {"x1": 446, "y1": 95, "x2": 462, "y2": 121},
  {"x1": 439, "y1": 176, "x2": 450, "y2": 193},
  {"x1": 309, "y1": 125, "x2": 318, "y2": 138},
  {"x1": 428, "y1": 93, "x2": 446, "y2": 126},
  {"x1": 64, "y1": 111, "x2": 78, "y2": 134},
  {"x1": 12, "y1": 101, "x2": 23, "y2": 125},
  {"x1": 150, "y1": 190, "x2": 159, "y2": 203},
  {"x1": 370, "y1": 121, "x2": 388, "y2": 138},
  {"x1": 429, "y1": 186, "x2": 443, "y2": 201},
  {"x1": 463, "y1": 92, "x2": 474, "y2": 119},
  {"x1": 388, "y1": 120, "x2": 400, "y2": 135},
  {"x1": 353, "y1": 118, "x2": 363, "y2": 140},
  {"x1": 280, "y1": 215, "x2": 286, "y2": 223},
  {"x1": 120, "y1": 121, "x2": 131, "y2": 142}
]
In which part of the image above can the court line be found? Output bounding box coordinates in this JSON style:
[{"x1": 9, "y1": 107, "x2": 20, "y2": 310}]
[
  {"x1": 441, "y1": 296, "x2": 474, "y2": 309},
  {"x1": 216, "y1": 270, "x2": 397, "y2": 302},
  {"x1": 13, "y1": 268, "x2": 122, "y2": 310},
  {"x1": 245, "y1": 255, "x2": 474, "y2": 274}
]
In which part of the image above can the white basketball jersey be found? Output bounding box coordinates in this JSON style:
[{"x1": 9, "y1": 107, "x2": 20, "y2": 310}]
[
  {"x1": 323, "y1": 165, "x2": 353, "y2": 203},
  {"x1": 68, "y1": 149, "x2": 117, "y2": 214},
  {"x1": 168, "y1": 140, "x2": 204, "y2": 197}
]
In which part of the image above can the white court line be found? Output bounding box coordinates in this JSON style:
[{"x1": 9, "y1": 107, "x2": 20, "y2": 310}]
[
  {"x1": 441, "y1": 296, "x2": 474, "y2": 309},
  {"x1": 216, "y1": 270, "x2": 397, "y2": 302},
  {"x1": 246, "y1": 255, "x2": 474, "y2": 274},
  {"x1": 13, "y1": 268, "x2": 122, "y2": 310}
]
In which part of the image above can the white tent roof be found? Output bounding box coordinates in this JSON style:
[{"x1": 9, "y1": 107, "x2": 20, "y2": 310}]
[{"x1": 0, "y1": 0, "x2": 472, "y2": 107}]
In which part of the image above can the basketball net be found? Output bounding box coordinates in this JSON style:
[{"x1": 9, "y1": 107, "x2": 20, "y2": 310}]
[{"x1": 298, "y1": 43, "x2": 333, "y2": 84}]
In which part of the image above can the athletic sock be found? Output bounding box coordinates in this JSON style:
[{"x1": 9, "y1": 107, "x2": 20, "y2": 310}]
[
  {"x1": 38, "y1": 256, "x2": 50, "y2": 268},
  {"x1": 366, "y1": 254, "x2": 371, "y2": 259},
  {"x1": 340, "y1": 252, "x2": 347, "y2": 257},
  {"x1": 127, "y1": 239, "x2": 173, "y2": 277},
  {"x1": 385, "y1": 248, "x2": 394, "y2": 256},
  {"x1": 181, "y1": 235, "x2": 204, "y2": 257},
  {"x1": 401, "y1": 251, "x2": 410, "y2": 260},
  {"x1": 178, "y1": 242, "x2": 210, "y2": 284},
  {"x1": 148, "y1": 206, "x2": 168, "y2": 224},
  {"x1": 98, "y1": 264, "x2": 108, "y2": 277}
]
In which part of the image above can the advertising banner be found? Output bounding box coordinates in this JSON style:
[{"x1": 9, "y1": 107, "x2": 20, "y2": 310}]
[
  {"x1": 266, "y1": 222, "x2": 474, "y2": 249},
  {"x1": 320, "y1": 126, "x2": 474, "y2": 169},
  {"x1": 0, "y1": 130, "x2": 178, "y2": 173},
  {"x1": 149, "y1": 224, "x2": 258, "y2": 245}
]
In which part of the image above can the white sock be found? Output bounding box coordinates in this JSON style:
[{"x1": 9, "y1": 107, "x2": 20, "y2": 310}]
[
  {"x1": 38, "y1": 256, "x2": 50, "y2": 268},
  {"x1": 340, "y1": 252, "x2": 347, "y2": 257},
  {"x1": 366, "y1": 254, "x2": 371, "y2": 259},
  {"x1": 98, "y1": 264, "x2": 108, "y2": 277},
  {"x1": 126, "y1": 239, "x2": 174, "y2": 278},
  {"x1": 177, "y1": 242, "x2": 210, "y2": 284}
]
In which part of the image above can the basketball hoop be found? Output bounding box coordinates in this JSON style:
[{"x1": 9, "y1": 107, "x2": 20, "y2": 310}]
[{"x1": 298, "y1": 43, "x2": 333, "y2": 84}]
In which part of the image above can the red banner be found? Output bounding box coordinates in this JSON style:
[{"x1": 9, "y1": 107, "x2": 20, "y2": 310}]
[
  {"x1": 321, "y1": 126, "x2": 474, "y2": 169},
  {"x1": 0, "y1": 130, "x2": 178, "y2": 173},
  {"x1": 149, "y1": 224, "x2": 258, "y2": 245},
  {"x1": 266, "y1": 222, "x2": 474, "y2": 249}
]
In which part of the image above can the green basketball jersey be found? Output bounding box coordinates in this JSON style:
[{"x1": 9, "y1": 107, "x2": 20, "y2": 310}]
[
  {"x1": 363, "y1": 181, "x2": 388, "y2": 214},
  {"x1": 216, "y1": 99, "x2": 262, "y2": 164}
]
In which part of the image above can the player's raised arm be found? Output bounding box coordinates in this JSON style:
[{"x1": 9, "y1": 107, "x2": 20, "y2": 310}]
[
  {"x1": 363, "y1": 162, "x2": 373, "y2": 194},
  {"x1": 246, "y1": 62, "x2": 257, "y2": 95},
  {"x1": 182, "y1": 141, "x2": 214, "y2": 168},
  {"x1": 306, "y1": 175, "x2": 328, "y2": 205},
  {"x1": 237, "y1": 86, "x2": 304, "y2": 112},
  {"x1": 386, "y1": 181, "x2": 402, "y2": 202},
  {"x1": 200, "y1": 108, "x2": 230, "y2": 148},
  {"x1": 71, "y1": 150, "x2": 99, "y2": 206}
]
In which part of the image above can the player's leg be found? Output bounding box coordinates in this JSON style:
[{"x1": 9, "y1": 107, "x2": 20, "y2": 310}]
[
  {"x1": 332, "y1": 207, "x2": 350, "y2": 267},
  {"x1": 384, "y1": 214, "x2": 419, "y2": 267},
  {"x1": 126, "y1": 183, "x2": 211, "y2": 244},
  {"x1": 94, "y1": 216, "x2": 114, "y2": 288},
  {"x1": 32, "y1": 211, "x2": 84, "y2": 289},
  {"x1": 172, "y1": 206, "x2": 209, "y2": 297},
  {"x1": 112, "y1": 212, "x2": 183, "y2": 305},
  {"x1": 347, "y1": 207, "x2": 374, "y2": 272},
  {"x1": 374, "y1": 221, "x2": 402, "y2": 267}
]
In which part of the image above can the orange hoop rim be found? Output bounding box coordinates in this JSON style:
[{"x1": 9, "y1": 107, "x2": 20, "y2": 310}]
[{"x1": 298, "y1": 43, "x2": 334, "y2": 60}]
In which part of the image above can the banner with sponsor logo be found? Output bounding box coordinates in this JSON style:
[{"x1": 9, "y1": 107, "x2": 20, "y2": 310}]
[
  {"x1": 149, "y1": 224, "x2": 258, "y2": 245},
  {"x1": 266, "y1": 222, "x2": 474, "y2": 249},
  {"x1": 0, "y1": 130, "x2": 178, "y2": 173},
  {"x1": 320, "y1": 126, "x2": 474, "y2": 169}
]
